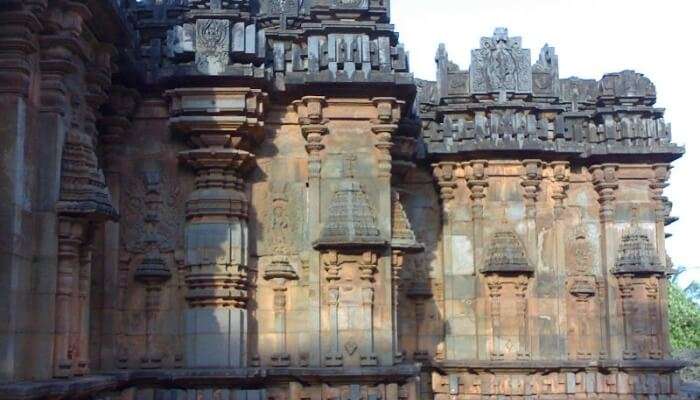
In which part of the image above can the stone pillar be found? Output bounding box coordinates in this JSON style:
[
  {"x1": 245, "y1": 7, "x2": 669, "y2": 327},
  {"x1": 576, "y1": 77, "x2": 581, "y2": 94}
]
[
  {"x1": 296, "y1": 96, "x2": 328, "y2": 366},
  {"x1": 263, "y1": 257, "x2": 298, "y2": 367},
  {"x1": 549, "y1": 162, "x2": 573, "y2": 359},
  {"x1": 431, "y1": 162, "x2": 458, "y2": 361},
  {"x1": 0, "y1": 0, "x2": 44, "y2": 382},
  {"x1": 115, "y1": 253, "x2": 131, "y2": 369},
  {"x1": 466, "y1": 160, "x2": 488, "y2": 359},
  {"x1": 98, "y1": 86, "x2": 139, "y2": 370},
  {"x1": 134, "y1": 252, "x2": 171, "y2": 368},
  {"x1": 591, "y1": 164, "x2": 619, "y2": 359},
  {"x1": 650, "y1": 163, "x2": 672, "y2": 357},
  {"x1": 167, "y1": 87, "x2": 267, "y2": 368},
  {"x1": 53, "y1": 217, "x2": 86, "y2": 378}
]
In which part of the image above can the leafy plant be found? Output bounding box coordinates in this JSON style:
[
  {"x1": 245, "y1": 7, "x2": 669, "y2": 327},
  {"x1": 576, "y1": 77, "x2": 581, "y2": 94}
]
[{"x1": 668, "y1": 280, "x2": 700, "y2": 351}]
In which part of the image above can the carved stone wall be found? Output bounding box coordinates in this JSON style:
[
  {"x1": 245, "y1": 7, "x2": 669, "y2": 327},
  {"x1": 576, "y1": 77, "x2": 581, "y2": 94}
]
[{"x1": 0, "y1": 2, "x2": 688, "y2": 399}]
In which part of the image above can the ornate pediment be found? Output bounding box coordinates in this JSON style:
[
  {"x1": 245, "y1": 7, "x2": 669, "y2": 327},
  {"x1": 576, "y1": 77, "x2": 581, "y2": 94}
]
[
  {"x1": 613, "y1": 226, "x2": 664, "y2": 275},
  {"x1": 314, "y1": 180, "x2": 385, "y2": 249},
  {"x1": 57, "y1": 128, "x2": 117, "y2": 221},
  {"x1": 390, "y1": 191, "x2": 423, "y2": 252},
  {"x1": 470, "y1": 27, "x2": 532, "y2": 94},
  {"x1": 482, "y1": 227, "x2": 533, "y2": 274}
]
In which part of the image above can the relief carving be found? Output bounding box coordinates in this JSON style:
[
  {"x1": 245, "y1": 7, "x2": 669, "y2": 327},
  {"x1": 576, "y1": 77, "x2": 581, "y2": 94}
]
[
  {"x1": 482, "y1": 225, "x2": 533, "y2": 360},
  {"x1": 565, "y1": 225, "x2": 601, "y2": 359},
  {"x1": 330, "y1": 0, "x2": 369, "y2": 10},
  {"x1": 122, "y1": 168, "x2": 183, "y2": 256},
  {"x1": 470, "y1": 28, "x2": 532, "y2": 94},
  {"x1": 195, "y1": 19, "x2": 230, "y2": 75},
  {"x1": 613, "y1": 221, "x2": 666, "y2": 359}
]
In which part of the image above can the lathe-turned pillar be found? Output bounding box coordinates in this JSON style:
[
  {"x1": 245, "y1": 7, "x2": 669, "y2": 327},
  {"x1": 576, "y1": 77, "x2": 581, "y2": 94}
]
[{"x1": 167, "y1": 87, "x2": 267, "y2": 367}]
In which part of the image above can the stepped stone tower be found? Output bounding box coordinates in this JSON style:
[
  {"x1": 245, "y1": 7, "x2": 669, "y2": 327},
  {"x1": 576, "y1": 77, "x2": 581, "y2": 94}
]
[{"x1": 0, "y1": 1, "x2": 689, "y2": 399}]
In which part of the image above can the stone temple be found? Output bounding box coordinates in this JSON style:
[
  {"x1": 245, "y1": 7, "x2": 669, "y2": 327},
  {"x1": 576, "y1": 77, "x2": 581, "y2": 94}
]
[{"x1": 0, "y1": 0, "x2": 689, "y2": 399}]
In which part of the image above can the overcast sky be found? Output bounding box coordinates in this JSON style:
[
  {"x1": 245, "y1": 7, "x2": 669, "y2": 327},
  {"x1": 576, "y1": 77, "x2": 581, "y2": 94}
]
[{"x1": 391, "y1": 0, "x2": 700, "y2": 287}]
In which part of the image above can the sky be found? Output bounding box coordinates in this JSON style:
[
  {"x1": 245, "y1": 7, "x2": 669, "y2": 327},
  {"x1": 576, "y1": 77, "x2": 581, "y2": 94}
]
[{"x1": 391, "y1": 0, "x2": 700, "y2": 288}]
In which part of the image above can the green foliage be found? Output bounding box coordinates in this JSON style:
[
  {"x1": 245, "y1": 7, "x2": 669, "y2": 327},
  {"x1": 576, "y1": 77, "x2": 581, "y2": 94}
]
[{"x1": 669, "y1": 282, "x2": 700, "y2": 351}]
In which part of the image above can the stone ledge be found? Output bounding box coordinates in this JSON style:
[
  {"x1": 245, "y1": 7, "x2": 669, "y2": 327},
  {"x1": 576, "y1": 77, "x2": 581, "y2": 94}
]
[
  {"x1": 0, "y1": 365, "x2": 422, "y2": 400},
  {"x1": 433, "y1": 359, "x2": 690, "y2": 374}
]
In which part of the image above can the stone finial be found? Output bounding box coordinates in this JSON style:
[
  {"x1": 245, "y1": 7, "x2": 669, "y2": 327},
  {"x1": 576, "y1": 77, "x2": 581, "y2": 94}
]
[
  {"x1": 57, "y1": 128, "x2": 118, "y2": 221},
  {"x1": 482, "y1": 227, "x2": 533, "y2": 274},
  {"x1": 532, "y1": 44, "x2": 559, "y2": 96},
  {"x1": 390, "y1": 191, "x2": 423, "y2": 253}
]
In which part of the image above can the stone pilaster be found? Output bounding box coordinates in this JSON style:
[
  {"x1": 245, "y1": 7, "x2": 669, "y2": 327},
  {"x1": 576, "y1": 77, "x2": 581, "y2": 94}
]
[
  {"x1": 431, "y1": 161, "x2": 462, "y2": 360},
  {"x1": 263, "y1": 257, "x2": 298, "y2": 367},
  {"x1": 0, "y1": 0, "x2": 44, "y2": 383},
  {"x1": 650, "y1": 163, "x2": 672, "y2": 357},
  {"x1": 591, "y1": 164, "x2": 619, "y2": 359},
  {"x1": 295, "y1": 96, "x2": 328, "y2": 367},
  {"x1": 53, "y1": 217, "x2": 87, "y2": 378},
  {"x1": 167, "y1": 87, "x2": 267, "y2": 368},
  {"x1": 98, "y1": 85, "x2": 139, "y2": 370},
  {"x1": 464, "y1": 160, "x2": 488, "y2": 359},
  {"x1": 134, "y1": 252, "x2": 172, "y2": 368}
]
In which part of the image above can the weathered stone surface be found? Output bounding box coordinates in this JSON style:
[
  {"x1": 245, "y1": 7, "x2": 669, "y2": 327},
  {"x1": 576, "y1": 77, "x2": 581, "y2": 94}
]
[{"x1": 0, "y1": 1, "x2": 689, "y2": 399}]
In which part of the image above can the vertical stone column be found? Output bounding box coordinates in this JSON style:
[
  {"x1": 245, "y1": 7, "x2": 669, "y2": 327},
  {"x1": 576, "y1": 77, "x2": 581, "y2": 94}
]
[
  {"x1": 180, "y1": 147, "x2": 252, "y2": 368},
  {"x1": 98, "y1": 86, "x2": 139, "y2": 369},
  {"x1": 521, "y1": 159, "x2": 542, "y2": 260},
  {"x1": 115, "y1": 253, "x2": 130, "y2": 368},
  {"x1": 548, "y1": 161, "x2": 572, "y2": 358},
  {"x1": 649, "y1": 163, "x2": 672, "y2": 356},
  {"x1": 76, "y1": 243, "x2": 93, "y2": 375},
  {"x1": 263, "y1": 257, "x2": 298, "y2": 367},
  {"x1": 295, "y1": 96, "x2": 328, "y2": 366},
  {"x1": 431, "y1": 162, "x2": 458, "y2": 361},
  {"x1": 0, "y1": 0, "x2": 44, "y2": 382},
  {"x1": 359, "y1": 251, "x2": 379, "y2": 366},
  {"x1": 390, "y1": 189, "x2": 423, "y2": 362},
  {"x1": 322, "y1": 251, "x2": 342, "y2": 366},
  {"x1": 53, "y1": 217, "x2": 86, "y2": 378},
  {"x1": 167, "y1": 87, "x2": 266, "y2": 368},
  {"x1": 466, "y1": 160, "x2": 488, "y2": 359},
  {"x1": 134, "y1": 253, "x2": 171, "y2": 368},
  {"x1": 591, "y1": 164, "x2": 619, "y2": 359}
]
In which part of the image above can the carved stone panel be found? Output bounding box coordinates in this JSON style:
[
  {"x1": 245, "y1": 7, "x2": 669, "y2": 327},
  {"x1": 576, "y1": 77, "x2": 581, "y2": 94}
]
[
  {"x1": 330, "y1": 0, "x2": 369, "y2": 10},
  {"x1": 470, "y1": 28, "x2": 532, "y2": 94},
  {"x1": 195, "y1": 19, "x2": 230, "y2": 75}
]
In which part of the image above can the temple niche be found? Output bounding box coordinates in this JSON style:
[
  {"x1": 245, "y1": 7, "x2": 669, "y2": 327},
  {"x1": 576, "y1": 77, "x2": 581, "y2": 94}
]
[{"x1": 0, "y1": 0, "x2": 689, "y2": 399}]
